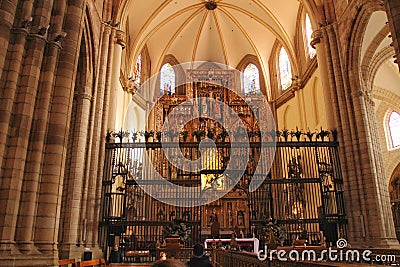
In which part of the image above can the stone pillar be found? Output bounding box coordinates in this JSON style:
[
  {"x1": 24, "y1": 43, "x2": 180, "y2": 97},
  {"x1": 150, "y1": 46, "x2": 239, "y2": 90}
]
[
  {"x1": 91, "y1": 26, "x2": 115, "y2": 248},
  {"x1": 61, "y1": 89, "x2": 92, "y2": 249},
  {"x1": 0, "y1": 0, "x2": 34, "y2": 179},
  {"x1": 16, "y1": 41, "x2": 63, "y2": 254},
  {"x1": 108, "y1": 30, "x2": 125, "y2": 131},
  {"x1": 0, "y1": 27, "x2": 29, "y2": 255},
  {"x1": 82, "y1": 23, "x2": 112, "y2": 250},
  {"x1": 15, "y1": 0, "x2": 61, "y2": 255},
  {"x1": 34, "y1": 0, "x2": 86, "y2": 257},
  {"x1": 0, "y1": 0, "x2": 55, "y2": 254},
  {"x1": 0, "y1": 0, "x2": 20, "y2": 91},
  {"x1": 318, "y1": 21, "x2": 398, "y2": 247},
  {"x1": 311, "y1": 28, "x2": 335, "y2": 129}
]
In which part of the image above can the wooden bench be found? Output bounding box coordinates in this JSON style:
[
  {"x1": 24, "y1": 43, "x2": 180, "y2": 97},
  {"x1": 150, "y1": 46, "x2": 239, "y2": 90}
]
[
  {"x1": 59, "y1": 259, "x2": 76, "y2": 266},
  {"x1": 76, "y1": 259, "x2": 106, "y2": 267},
  {"x1": 292, "y1": 239, "x2": 308, "y2": 247}
]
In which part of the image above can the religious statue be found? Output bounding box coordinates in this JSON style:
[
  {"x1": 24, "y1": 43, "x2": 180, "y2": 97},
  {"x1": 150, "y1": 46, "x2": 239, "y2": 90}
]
[
  {"x1": 169, "y1": 210, "x2": 176, "y2": 221},
  {"x1": 237, "y1": 210, "x2": 245, "y2": 226},
  {"x1": 228, "y1": 210, "x2": 234, "y2": 228},
  {"x1": 157, "y1": 207, "x2": 166, "y2": 221},
  {"x1": 201, "y1": 98, "x2": 208, "y2": 115},
  {"x1": 209, "y1": 208, "x2": 218, "y2": 225},
  {"x1": 288, "y1": 156, "x2": 302, "y2": 178}
]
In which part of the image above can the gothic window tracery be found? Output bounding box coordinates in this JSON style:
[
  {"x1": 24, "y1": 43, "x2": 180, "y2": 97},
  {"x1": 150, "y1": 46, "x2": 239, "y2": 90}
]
[
  {"x1": 279, "y1": 47, "x2": 292, "y2": 91},
  {"x1": 389, "y1": 111, "x2": 400, "y2": 148},
  {"x1": 133, "y1": 53, "x2": 142, "y2": 87},
  {"x1": 243, "y1": 63, "x2": 260, "y2": 95},
  {"x1": 305, "y1": 13, "x2": 316, "y2": 59},
  {"x1": 160, "y1": 63, "x2": 176, "y2": 94}
]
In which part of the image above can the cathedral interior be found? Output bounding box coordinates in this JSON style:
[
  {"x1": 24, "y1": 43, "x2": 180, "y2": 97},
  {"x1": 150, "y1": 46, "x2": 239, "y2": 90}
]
[{"x1": 0, "y1": 0, "x2": 400, "y2": 266}]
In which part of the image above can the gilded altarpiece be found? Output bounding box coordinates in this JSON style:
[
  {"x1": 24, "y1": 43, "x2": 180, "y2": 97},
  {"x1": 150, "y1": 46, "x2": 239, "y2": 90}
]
[{"x1": 152, "y1": 69, "x2": 265, "y2": 238}]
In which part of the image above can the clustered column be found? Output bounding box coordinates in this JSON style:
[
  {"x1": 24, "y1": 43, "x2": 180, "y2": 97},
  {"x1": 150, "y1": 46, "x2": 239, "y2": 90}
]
[{"x1": 312, "y1": 17, "x2": 398, "y2": 247}]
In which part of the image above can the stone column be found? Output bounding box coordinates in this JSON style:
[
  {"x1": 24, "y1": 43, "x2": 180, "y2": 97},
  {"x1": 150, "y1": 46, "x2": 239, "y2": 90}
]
[
  {"x1": 34, "y1": 0, "x2": 86, "y2": 257},
  {"x1": 60, "y1": 89, "x2": 93, "y2": 250},
  {"x1": 82, "y1": 23, "x2": 112, "y2": 250},
  {"x1": 0, "y1": 27, "x2": 29, "y2": 255},
  {"x1": 318, "y1": 22, "x2": 398, "y2": 247},
  {"x1": 0, "y1": 0, "x2": 55, "y2": 253},
  {"x1": 0, "y1": 0, "x2": 19, "y2": 91},
  {"x1": 310, "y1": 29, "x2": 335, "y2": 129},
  {"x1": 0, "y1": 0, "x2": 34, "y2": 178},
  {"x1": 15, "y1": 0, "x2": 61, "y2": 255},
  {"x1": 91, "y1": 26, "x2": 115, "y2": 248},
  {"x1": 107, "y1": 30, "x2": 125, "y2": 131},
  {"x1": 15, "y1": 40, "x2": 62, "y2": 255}
]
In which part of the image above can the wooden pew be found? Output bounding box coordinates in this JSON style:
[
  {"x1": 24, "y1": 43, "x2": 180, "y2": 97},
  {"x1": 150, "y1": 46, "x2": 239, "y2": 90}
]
[
  {"x1": 58, "y1": 259, "x2": 76, "y2": 266},
  {"x1": 76, "y1": 259, "x2": 106, "y2": 267}
]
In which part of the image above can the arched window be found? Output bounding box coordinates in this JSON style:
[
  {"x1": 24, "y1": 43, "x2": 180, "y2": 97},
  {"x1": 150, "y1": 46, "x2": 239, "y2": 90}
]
[
  {"x1": 389, "y1": 111, "x2": 400, "y2": 148},
  {"x1": 305, "y1": 13, "x2": 316, "y2": 59},
  {"x1": 160, "y1": 63, "x2": 176, "y2": 94},
  {"x1": 279, "y1": 47, "x2": 292, "y2": 90},
  {"x1": 243, "y1": 63, "x2": 260, "y2": 95},
  {"x1": 133, "y1": 53, "x2": 142, "y2": 87}
]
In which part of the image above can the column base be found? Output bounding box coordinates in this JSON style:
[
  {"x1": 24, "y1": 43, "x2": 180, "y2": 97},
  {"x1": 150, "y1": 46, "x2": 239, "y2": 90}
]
[
  {"x1": 0, "y1": 254, "x2": 58, "y2": 267},
  {"x1": 0, "y1": 240, "x2": 21, "y2": 255},
  {"x1": 17, "y1": 241, "x2": 41, "y2": 255},
  {"x1": 59, "y1": 243, "x2": 104, "y2": 262},
  {"x1": 350, "y1": 237, "x2": 400, "y2": 249}
]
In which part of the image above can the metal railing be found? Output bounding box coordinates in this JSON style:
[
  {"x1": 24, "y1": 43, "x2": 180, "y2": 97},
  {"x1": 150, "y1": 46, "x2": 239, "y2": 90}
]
[{"x1": 100, "y1": 134, "x2": 346, "y2": 262}]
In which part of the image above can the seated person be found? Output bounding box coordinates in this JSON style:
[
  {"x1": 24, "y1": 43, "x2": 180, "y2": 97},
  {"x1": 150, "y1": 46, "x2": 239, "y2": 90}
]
[
  {"x1": 108, "y1": 243, "x2": 123, "y2": 264},
  {"x1": 186, "y1": 244, "x2": 213, "y2": 267}
]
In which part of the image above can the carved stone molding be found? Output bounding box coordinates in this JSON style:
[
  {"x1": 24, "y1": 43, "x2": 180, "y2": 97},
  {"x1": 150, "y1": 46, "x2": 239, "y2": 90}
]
[{"x1": 116, "y1": 30, "x2": 126, "y2": 48}]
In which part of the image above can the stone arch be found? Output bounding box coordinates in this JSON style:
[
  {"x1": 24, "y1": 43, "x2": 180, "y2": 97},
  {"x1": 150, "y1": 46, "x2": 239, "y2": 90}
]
[
  {"x1": 373, "y1": 87, "x2": 400, "y2": 183},
  {"x1": 346, "y1": 1, "x2": 385, "y2": 90},
  {"x1": 269, "y1": 39, "x2": 298, "y2": 98},
  {"x1": 360, "y1": 24, "x2": 391, "y2": 88},
  {"x1": 159, "y1": 54, "x2": 185, "y2": 95}
]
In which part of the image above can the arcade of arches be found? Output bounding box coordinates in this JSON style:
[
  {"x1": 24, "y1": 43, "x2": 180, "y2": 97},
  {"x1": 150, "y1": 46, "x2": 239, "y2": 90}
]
[{"x1": 0, "y1": 0, "x2": 399, "y2": 266}]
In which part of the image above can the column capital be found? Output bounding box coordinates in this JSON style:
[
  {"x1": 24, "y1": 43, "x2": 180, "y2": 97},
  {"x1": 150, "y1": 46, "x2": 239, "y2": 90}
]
[
  {"x1": 116, "y1": 30, "x2": 126, "y2": 49},
  {"x1": 103, "y1": 24, "x2": 112, "y2": 34},
  {"x1": 125, "y1": 79, "x2": 138, "y2": 95},
  {"x1": 352, "y1": 89, "x2": 375, "y2": 106},
  {"x1": 310, "y1": 29, "x2": 323, "y2": 48},
  {"x1": 74, "y1": 92, "x2": 94, "y2": 101}
]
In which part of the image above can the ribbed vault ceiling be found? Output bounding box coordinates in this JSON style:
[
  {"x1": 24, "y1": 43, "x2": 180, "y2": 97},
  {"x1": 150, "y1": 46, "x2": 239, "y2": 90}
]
[{"x1": 123, "y1": 0, "x2": 301, "y2": 76}]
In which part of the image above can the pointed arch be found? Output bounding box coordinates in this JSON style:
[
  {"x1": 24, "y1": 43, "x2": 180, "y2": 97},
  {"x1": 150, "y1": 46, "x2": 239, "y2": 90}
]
[
  {"x1": 243, "y1": 63, "x2": 261, "y2": 96},
  {"x1": 304, "y1": 13, "x2": 316, "y2": 59},
  {"x1": 388, "y1": 111, "x2": 400, "y2": 149},
  {"x1": 159, "y1": 54, "x2": 185, "y2": 95},
  {"x1": 160, "y1": 63, "x2": 176, "y2": 95},
  {"x1": 278, "y1": 46, "x2": 292, "y2": 91},
  {"x1": 236, "y1": 54, "x2": 268, "y2": 99}
]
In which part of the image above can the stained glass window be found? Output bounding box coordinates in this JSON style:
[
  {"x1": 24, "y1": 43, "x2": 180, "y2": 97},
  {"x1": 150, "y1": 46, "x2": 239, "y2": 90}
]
[
  {"x1": 160, "y1": 63, "x2": 176, "y2": 94},
  {"x1": 305, "y1": 13, "x2": 316, "y2": 59},
  {"x1": 133, "y1": 53, "x2": 142, "y2": 86},
  {"x1": 389, "y1": 111, "x2": 400, "y2": 148},
  {"x1": 279, "y1": 47, "x2": 292, "y2": 90},
  {"x1": 243, "y1": 63, "x2": 260, "y2": 95}
]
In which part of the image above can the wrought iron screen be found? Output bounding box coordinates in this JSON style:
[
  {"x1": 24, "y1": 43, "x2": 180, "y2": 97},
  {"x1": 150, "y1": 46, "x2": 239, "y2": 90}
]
[{"x1": 100, "y1": 135, "x2": 346, "y2": 262}]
